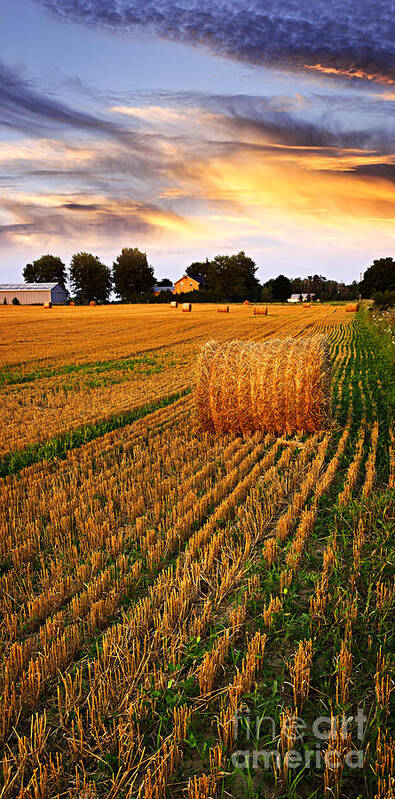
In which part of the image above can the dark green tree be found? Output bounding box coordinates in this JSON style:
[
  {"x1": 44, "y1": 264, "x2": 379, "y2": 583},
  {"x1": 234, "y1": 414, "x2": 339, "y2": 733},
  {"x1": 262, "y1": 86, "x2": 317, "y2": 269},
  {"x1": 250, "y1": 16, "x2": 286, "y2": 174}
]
[
  {"x1": 373, "y1": 290, "x2": 395, "y2": 309},
  {"x1": 204, "y1": 251, "x2": 260, "y2": 301},
  {"x1": 261, "y1": 284, "x2": 273, "y2": 302},
  {"x1": 360, "y1": 258, "x2": 395, "y2": 298},
  {"x1": 23, "y1": 255, "x2": 67, "y2": 291},
  {"x1": 185, "y1": 260, "x2": 209, "y2": 282},
  {"x1": 113, "y1": 248, "x2": 155, "y2": 301},
  {"x1": 69, "y1": 252, "x2": 112, "y2": 304},
  {"x1": 271, "y1": 274, "x2": 292, "y2": 301},
  {"x1": 291, "y1": 277, "x2": 304, "y2": 294},
  {"x1": 156, "y1": 278, "x2": 173, "y2": 287}
]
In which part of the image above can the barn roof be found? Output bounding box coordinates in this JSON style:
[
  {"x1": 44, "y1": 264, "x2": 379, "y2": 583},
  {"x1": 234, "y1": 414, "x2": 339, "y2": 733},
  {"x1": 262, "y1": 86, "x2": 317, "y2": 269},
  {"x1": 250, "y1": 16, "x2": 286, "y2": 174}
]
[
  {"x1": 0, "y1": 283, "x2": 61, "y2": 290},
  {"x1": 174, "y1": 274, "x2": 205, "y2": 285}
]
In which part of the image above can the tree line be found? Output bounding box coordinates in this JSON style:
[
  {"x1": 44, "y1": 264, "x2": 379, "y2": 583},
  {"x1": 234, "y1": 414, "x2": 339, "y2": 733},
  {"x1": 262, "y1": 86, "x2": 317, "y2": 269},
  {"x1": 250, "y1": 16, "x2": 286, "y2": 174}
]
[{"x1": 23, "y1": 251, "x2": 394, "y2": 304}]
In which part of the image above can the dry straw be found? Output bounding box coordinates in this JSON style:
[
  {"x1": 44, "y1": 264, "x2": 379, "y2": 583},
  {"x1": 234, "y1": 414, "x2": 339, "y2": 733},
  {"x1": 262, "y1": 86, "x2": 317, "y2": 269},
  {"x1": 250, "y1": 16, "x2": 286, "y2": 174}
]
[
  {"x1": 182, "y1": 303, "x2": 192, "y2": 312},
  {"x1": 254, "y1": 306, "x2": 268, "y2": 316},
  {"x1": 170, "y1": 301, "x2": 178, "y2": 308},
  {"x1": 346, "y1": 302, "x2": 359, "y2": 312},
  {"x1": 195, "y1": 336, "x2": 331, "y2": 435},
  {"x1": 218, "y1": 306, "x2": 229, "y2": 313},
  {"x1": 89, "y1": 300, "x2": 96, "y2": 306},
  {"x1": 43, "y1": 301, "x2": 52, "y2": 309}
]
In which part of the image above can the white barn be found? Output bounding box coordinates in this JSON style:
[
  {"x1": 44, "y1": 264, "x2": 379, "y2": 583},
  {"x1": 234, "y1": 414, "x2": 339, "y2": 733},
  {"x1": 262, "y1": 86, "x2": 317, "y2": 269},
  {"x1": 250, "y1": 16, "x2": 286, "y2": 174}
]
[{"x1": 0, "y1": 283, "x2": 67, "y2": 305}]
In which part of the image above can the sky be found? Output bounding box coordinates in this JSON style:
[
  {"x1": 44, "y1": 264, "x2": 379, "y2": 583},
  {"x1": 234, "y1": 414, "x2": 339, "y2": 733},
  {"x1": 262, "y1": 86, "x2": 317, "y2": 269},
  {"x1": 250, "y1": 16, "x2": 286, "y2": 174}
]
[{"x1": 0, "y1": 0, "x2": 394, "y2": 285}]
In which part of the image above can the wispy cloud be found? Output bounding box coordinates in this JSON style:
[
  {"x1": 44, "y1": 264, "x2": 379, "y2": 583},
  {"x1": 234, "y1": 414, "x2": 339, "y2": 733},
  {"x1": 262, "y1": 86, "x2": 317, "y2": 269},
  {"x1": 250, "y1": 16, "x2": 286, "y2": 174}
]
[
  {"x1": 0, "y1": 61, "x2": 125, "y2": 137},
  {"x1": 33, "y1": 0, "x2": 394, "y2": 85}
]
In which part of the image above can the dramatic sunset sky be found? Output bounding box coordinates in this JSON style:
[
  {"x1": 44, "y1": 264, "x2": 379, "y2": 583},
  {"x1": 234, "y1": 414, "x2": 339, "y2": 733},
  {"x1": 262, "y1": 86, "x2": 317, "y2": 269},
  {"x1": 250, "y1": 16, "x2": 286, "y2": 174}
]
[{"x1": 1, "y1": 0, "x2": 394, "y2": 283}]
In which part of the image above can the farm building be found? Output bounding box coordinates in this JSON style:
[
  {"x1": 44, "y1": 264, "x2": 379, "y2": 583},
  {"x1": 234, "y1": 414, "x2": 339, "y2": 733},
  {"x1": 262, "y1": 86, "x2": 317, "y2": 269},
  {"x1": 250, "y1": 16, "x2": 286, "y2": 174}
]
[
  {"x1": 288, "y1": 293, "x2": 316, "y2": 303},
  {"x1": 173, "y1": 275, "x2": 205, "y2": 294},
  {"x1": 0, "y1": 283, "x2": 67, "y2": 305}
]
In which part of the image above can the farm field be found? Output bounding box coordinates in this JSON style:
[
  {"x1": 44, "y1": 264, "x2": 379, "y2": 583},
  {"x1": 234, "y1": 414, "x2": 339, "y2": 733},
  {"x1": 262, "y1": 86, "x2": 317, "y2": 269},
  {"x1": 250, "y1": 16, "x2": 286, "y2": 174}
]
[{"x1": 0, "y1": 302, "x2": 393, "y2": 799}]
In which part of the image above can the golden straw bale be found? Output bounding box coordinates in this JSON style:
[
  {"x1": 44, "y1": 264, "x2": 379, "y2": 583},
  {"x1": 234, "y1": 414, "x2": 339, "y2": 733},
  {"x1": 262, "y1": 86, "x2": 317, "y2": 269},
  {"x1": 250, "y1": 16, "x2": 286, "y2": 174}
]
[
  {"x1": 89, "y1": 300, "x2": 96, "y2": 306},
  {"x1": 170, "y1": 301, "x2": 178, "y2": 308},
  {"x1": 302, "y1": 304, "x2": 311, "y2": 308},
  {"x1": 182, "y1": 303, "x2": 192, "y2": 312},
  {"x1": 195, "y1": 336, "x2": 331, "y2": 435},
  {"x1": 253, "y1": 306, "x2": 268, "y2": 315},
  {"x1": 345, "y1": 302, "x2": 359, "y2": 312},
  {"x1": 43, "y1": 301, "x2": 52, "y2": 309},
  {"x1": 69, "y1": 301, "x2": 75, "y2": 306},
  {"x1": 243, "y1": 300, "x2": 250, "y2": 305},
  {"x1": 218, "y1": 306, "x2": 229, "y2": 313}
]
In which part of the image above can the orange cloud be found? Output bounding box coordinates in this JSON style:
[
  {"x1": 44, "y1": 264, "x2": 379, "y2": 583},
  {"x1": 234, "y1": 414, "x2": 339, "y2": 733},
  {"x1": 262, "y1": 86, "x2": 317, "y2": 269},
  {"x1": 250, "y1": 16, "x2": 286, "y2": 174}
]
[{"x1": 303, "y1": 63, "x2": 394, "y2": 85}]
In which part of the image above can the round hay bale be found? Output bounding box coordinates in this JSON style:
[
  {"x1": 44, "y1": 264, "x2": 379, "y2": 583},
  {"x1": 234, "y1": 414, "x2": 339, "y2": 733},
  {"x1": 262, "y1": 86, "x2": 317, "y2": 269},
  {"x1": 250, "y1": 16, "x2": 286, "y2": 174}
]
[
  {"x1": 89, "y1": 300, "x2": 96, "y2": 306},
  {"x1": 182, "y1": 303, "x2": 192, "y2": 312},
  {"x1": 345, "y1": 302, "x2": 359, "y2": 312},
  {"x1": 43, "y1": 301, "x2": 52, "y2": 309},
  {"x1": 302, "y1": 303, "x2": 311, "y2": 308},
  {"x1": 195, "y1": 336, "x2": 331, "y2": 435},
  {"x1": 253, "y1": 306, "x2": 268, "y2": 315},
  {"x1": 69, "y1": 301, "x2": 75, "y2": 306},
  {"x1": 243, "y1": 300, "x2": 250, "y2": 305},
  {"x1": 217, "y1": 306, "x2": 229, "y2": 313},
  {"x1": 170, "y1": 301, "x2": 178, "y2": 308}
]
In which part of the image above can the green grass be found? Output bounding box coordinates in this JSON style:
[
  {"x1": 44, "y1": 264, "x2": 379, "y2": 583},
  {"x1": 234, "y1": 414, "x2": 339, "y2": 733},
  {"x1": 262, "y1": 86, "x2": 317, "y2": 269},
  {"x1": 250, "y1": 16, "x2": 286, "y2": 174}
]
[
  {"x1": 0, "y1": 353, "x2": 163, "y2": 388},
  {"x1": 0, "y1": 388, "x2": 191, "y2": 477}
]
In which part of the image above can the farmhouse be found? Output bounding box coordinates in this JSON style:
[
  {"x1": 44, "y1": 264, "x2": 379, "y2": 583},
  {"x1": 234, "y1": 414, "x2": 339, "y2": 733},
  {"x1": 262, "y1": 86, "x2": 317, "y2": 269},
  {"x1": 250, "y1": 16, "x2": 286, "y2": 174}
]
[
  {"x1": 173, "y1": 275, "x2": 205, "y2": 294},
  {"x1": 288, "y1": 293, "x2": 315, "y2": 303},
  {"x1": 0, "y1": 283, "x2": 67, "y2": 305}
]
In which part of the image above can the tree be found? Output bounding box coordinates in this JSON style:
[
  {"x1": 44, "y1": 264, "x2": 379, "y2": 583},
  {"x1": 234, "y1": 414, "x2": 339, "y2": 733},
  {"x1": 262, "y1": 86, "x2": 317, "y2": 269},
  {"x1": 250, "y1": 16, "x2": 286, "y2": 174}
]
[
  {"x1": 113, "y1": 248, "x2": 155, "y2": 301},
  {"x1": 204, "y1": 251, "x2": 261, "y2": 301},
  {"x1": 261, "y1": 284, "x2": 273, "y2": 302},
  {"x1": 271, "y1": 274, "x2": 292, "y2": 301},
  {"x1": 156, "y1": 278, "x2": 173, "y2": 287},
  {"x1": 23, "y1": 254, "x2": 67, "y2": 291},
  {"x1": 69, "y1": 252, "x2": 112, "y2": 304},
  {"x1": 360, "y1": 258, "x2": 395, "y2": 298},
  {"x1": 373, "y1": 290, "x2": 395, "y2": 309},
  {"x1": 186, "y1": 260, "x2": 209, "y2": 282}
]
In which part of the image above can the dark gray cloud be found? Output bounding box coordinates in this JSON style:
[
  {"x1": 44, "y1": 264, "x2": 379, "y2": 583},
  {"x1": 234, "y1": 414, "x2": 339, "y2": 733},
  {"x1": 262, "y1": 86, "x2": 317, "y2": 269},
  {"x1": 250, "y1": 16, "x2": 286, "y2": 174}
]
[{"x1": 33, "y1": 0, "x2": 395, "y2": 84}]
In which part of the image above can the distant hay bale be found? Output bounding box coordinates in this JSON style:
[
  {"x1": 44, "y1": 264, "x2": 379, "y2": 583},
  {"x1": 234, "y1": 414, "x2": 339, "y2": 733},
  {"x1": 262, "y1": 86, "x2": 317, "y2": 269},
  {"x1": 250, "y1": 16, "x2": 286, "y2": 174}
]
[
  {"x1": 182, "y1": 303, "x2": 192, "y2": 312},
  {"x1": 243, "y1": 300, "x2": 250, "y2": 305},
  {"x1": 89, "y1": 300, "x2": 96, "y2": 306},
  {"x1": 302, "y1": 304, "x2": 311, "y2": 308},
  {"x1": 69, "y1": 301, "x2": 75, "y2": 306},
  {"x1": 346, "y1": 302, "x2": 359, "y2": 312},
  {"x1": 218, "y1": 306, "x2": 229, "y2": 313},
  {"x1": 170, "y1": 301, "x2": 178, "y2": 308},
  {"x1": 253, "y1": 306, "x2": 268, "y2": 316},
  {"x1": 195, "y1": 336, "x2": 331, "y2": 435},
  {"x1": 43, "y1": 301, "x2": 52, "y2": 309}
]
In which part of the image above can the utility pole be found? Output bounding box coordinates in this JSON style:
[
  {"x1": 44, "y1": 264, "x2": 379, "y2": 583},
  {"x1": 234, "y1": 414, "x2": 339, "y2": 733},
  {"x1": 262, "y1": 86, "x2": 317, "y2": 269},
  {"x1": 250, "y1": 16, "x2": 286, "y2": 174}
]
[{"x1": 359, "y1": 272, "x2": 362, "y2": 305}]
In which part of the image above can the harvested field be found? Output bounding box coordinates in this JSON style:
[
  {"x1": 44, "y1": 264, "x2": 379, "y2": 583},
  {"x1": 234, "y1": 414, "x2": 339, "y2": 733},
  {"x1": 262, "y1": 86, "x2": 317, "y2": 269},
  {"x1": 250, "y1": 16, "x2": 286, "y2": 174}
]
[{"x1": 0, "y1": 302, "x2": 392, "y2": 799}]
